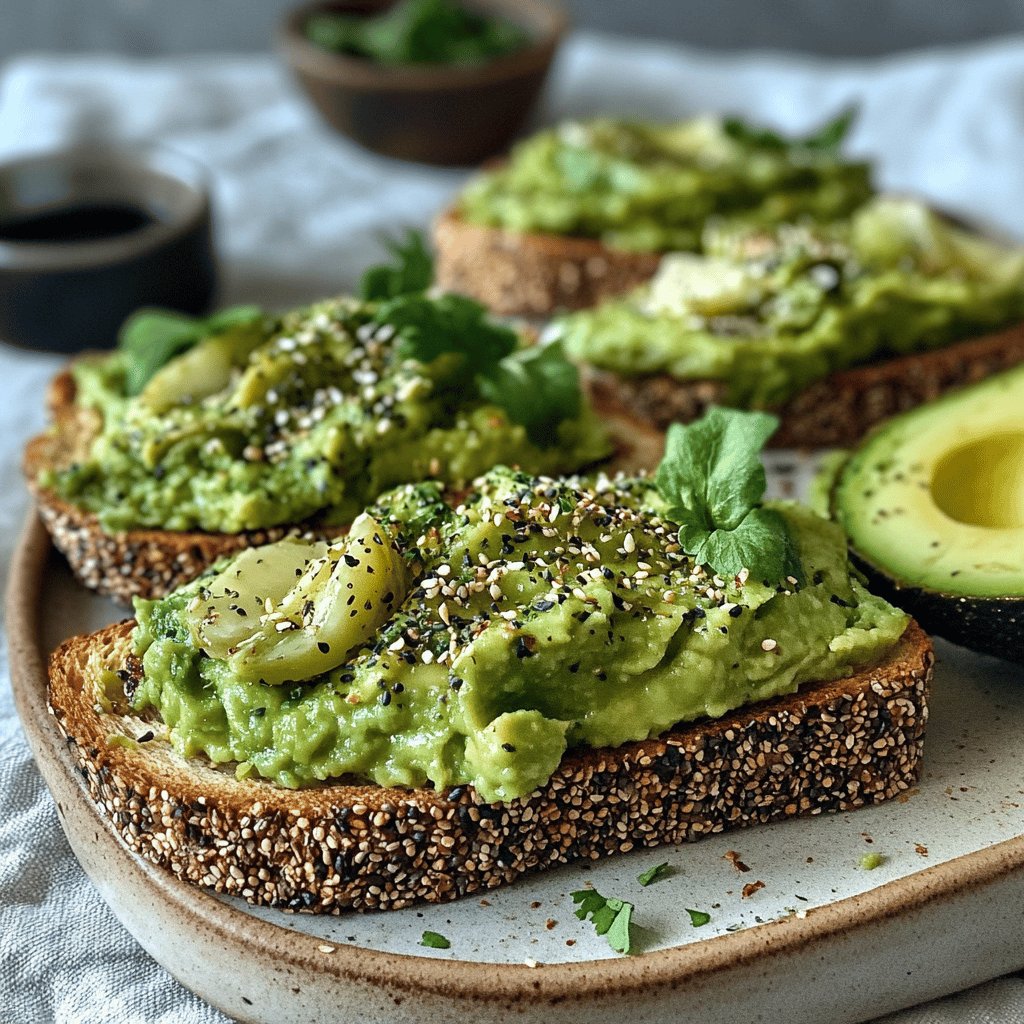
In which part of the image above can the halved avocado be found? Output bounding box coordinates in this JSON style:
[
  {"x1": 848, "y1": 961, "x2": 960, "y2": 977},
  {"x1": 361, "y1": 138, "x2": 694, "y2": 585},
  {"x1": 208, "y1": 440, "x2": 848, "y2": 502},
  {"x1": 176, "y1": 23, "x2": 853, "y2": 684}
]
[{"x1": 829, "y1": 362, "x2": 1024, "y2": 662}]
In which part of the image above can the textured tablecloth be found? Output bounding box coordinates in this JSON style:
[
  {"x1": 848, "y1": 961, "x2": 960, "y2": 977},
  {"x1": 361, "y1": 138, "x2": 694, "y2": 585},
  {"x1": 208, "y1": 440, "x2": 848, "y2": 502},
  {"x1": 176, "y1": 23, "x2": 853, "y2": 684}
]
[{"x1": 2, "y1": 31, "x2": 1024, "y2": 1024}]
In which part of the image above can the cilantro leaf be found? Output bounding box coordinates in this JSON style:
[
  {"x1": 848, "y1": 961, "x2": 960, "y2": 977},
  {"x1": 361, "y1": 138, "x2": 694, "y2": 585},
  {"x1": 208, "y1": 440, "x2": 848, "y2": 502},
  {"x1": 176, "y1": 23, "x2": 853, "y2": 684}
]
[
  {"x1": 801, "y1": 107, "x2": 857, "y2": 153},
  {"x1": 359, "y1": 230, "x2": 433, "y2": 301},
  {"x1": 686, "y1": 908, "x2": 711, "y2": 928},
  {"x1": 478, "y1": 341, "x2": 581, "y2": 446},
  {"x1": 655, "y1": 407, "x2": 802, "y2": 582},
  {"x1": 375, "y1": 294, "x2": 580, "y2": 448},
  {"x1": 419, "y1": 930, "x2": 451, "y2": 949},
  {"x1": 376, "y1": 293, "x2": 517, "y2": 368},
  {"x1": 571, "y1": 888, "x2": 634, "y2": 954},
  {"x1": 636, "y1": 862, "x2": 671, "y2": 887},
  {"x1": 118, "y1": 305, "x2": 262, "y2": 396},
  {"x1": 723, "y1": 107, "x2": 856, "y2": 156}
]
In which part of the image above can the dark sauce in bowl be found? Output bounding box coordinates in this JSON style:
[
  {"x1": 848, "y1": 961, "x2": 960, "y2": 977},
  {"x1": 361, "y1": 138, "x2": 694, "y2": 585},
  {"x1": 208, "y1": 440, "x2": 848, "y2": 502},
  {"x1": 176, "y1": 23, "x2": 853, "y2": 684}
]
[{"x1": 0, "y1": 202, "x2": 155, "y2": 244}]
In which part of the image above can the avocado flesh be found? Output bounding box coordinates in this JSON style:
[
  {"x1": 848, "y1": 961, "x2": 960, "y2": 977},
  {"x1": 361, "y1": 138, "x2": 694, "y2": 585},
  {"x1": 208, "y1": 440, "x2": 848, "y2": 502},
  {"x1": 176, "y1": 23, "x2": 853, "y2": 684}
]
[{"x1": 832, "y1": 363, "x2": 1024, "y2": 661}]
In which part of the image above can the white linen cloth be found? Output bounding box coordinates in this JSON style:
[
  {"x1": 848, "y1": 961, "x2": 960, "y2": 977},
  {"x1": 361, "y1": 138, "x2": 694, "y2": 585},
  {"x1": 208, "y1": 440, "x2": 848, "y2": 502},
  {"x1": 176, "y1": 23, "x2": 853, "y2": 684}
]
[{"x1": 1, "y1": 32, "x2": 1023, "y2": 1023}]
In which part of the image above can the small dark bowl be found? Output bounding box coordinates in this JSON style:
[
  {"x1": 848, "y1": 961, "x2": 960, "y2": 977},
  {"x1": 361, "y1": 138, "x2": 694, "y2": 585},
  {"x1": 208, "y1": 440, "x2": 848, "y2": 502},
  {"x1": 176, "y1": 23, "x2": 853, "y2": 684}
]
[
  {"x1": 280, "y1": 0, "x2": 566, "y2": 165},
  {"x1": 0, "y1": 145, "x2": 216, "y2": 353}
]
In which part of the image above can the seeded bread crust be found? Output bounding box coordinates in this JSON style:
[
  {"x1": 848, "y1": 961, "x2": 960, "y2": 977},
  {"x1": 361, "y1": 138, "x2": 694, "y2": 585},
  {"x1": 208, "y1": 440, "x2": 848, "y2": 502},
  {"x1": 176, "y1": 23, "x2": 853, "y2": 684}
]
[
  {"x1": 48, "y1": 619, "x2": 932, "y2": 914},
  {"x1": 433, "y1": 207, "x2": 662, "y2": 316},
  {"x1": 23, "y1": 369, "x2": 345, "y2": 604},
  {"x1": 585, "y1": 319, "x2": 1024, "y2": 453}
]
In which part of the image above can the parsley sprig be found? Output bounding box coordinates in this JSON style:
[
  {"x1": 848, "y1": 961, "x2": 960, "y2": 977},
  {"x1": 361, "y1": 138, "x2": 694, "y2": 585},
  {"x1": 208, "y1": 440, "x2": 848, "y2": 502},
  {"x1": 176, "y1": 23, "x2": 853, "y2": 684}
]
[
  {"x1": 118, "y1": 305, "x2": 263, "y2": 396},
  {"x1": 359, "y1": 230, "x2": 433, "y2": 301},
  {"x1": 361, "y1": 235, "x2": 581, "y2": 446},
  {"x1": 722, "y1": 107, "x2": 856, "y2": 156},
  {"x1": 571, "y1": 887, "x2": 634, "y2": 954},
  {"x1": 636, "y1": 862, "x2": 671, "y2": 887},
  {"x1": 655, "y1": 407, "x2": 803, "y2": 583}
]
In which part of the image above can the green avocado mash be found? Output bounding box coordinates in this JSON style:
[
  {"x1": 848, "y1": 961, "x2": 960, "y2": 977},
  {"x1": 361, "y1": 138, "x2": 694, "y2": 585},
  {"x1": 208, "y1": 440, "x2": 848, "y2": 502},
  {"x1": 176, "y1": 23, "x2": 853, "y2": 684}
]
[
  {"x1": 458, "y1": 115, "x2": 873, "y2": 251},
  {"x1": 557, "y1": 197, "x2": 1024, "y2": 407},
  {"x1": 129, "y1": 465, "x2": 908, "y2": 803},
  {"x1": 44, "y1": 297, "x2": 610, "y2": 534}
]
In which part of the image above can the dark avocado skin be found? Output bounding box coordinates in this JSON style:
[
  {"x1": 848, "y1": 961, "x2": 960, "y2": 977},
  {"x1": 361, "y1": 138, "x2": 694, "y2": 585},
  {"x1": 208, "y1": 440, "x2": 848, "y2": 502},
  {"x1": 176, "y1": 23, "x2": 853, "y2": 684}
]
[{"x1": 850, "y1": 550, "x2": 1024, "y2": 664}]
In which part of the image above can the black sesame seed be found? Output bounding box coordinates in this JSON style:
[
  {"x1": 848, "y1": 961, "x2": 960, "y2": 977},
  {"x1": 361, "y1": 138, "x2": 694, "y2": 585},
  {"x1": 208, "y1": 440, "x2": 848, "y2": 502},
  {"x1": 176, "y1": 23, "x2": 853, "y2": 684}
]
[
  {"x1": 318, "y1": 641, "x2": 331, "y2": 654},
  {"x1": 501, "y1": 743, "x2": 516, "y2": 753}
]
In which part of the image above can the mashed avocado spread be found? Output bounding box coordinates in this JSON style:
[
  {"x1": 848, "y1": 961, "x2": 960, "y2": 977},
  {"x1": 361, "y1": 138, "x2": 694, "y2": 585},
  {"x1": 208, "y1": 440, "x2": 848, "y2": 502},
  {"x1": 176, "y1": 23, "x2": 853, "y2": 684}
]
[
  {"x1": 557, "y1": 197, "x2": 1024, "y2": 407},
  {"x1": 458, "y1": 114, "x2": 873, "y2": 251},
  {"x1": 45, "y1": 293, "x2": 610, "y2": 534},
  {"x1": 127, "y1": 412, "x2": 908, "y2": 804}
]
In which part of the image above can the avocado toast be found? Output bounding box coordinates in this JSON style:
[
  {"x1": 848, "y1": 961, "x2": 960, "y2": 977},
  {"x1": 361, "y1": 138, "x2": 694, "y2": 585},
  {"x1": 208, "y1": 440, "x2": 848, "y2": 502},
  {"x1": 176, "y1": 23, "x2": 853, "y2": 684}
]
[
  {"x1": 559, "y1": 197, "x2": 1024, "y2": 449},
  {"x1": 435, "y1": 112, "x2": 872, "y2": 316},
  {"x1": 26, "y1": 250, "x2": 610, "y2": 603},
  {"x1": 47, "y1": 410, "x2": 932, "y2": 912}
]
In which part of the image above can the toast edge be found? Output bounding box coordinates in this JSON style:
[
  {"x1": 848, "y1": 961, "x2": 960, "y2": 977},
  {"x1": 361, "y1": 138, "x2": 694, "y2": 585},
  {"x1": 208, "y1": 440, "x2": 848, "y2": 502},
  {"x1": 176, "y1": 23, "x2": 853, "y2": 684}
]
[{"x1": 47, "y1": 619, "x2": 933, "y2": 914}]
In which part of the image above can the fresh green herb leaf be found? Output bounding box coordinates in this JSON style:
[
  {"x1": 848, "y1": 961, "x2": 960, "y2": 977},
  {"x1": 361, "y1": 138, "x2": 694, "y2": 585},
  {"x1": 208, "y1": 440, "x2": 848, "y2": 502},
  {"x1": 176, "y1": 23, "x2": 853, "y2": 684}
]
[
  {"x1": 723, "y1": 108, "x2": 856, "y2": 156},
  {"x1": 478, "y1": 341, "x2": 581, "y2": 446},
  {"x1": 359, "y1": 230, "x2": 434, "y2": 301},
  {"x1": 376, "y1": 293, "x2": 517, "y2": 367},
  {"x1": 636, "y1": 862, "x2": 671, "y2": 887},
  {"x1": 118, "y1": 305, "x2": 262, "y2": 396},
  {"x1": 419, "y1": 930, "x2": 451, "y2": 949},
  {"x1": 305, "y1": 0, "x2": 529, "y2": 67},
  {"x1": 654, "y1": 407, "x2": 803, "y2": 582},
  {"x1": 685, "y1": 908, "x2": 712, "y2": 928},
  {"x1": 859, "y1": 852, "x2": 885, "y2": 870},
  {"x1": 571, "y1": 888, "x2": 634, "y2": 954},
  {"x1": 802, "y1": 107, "x2": 857, "y2": 153},
  {"x1": 374, "y1": 294, "x2": 580, "y2": 447}
]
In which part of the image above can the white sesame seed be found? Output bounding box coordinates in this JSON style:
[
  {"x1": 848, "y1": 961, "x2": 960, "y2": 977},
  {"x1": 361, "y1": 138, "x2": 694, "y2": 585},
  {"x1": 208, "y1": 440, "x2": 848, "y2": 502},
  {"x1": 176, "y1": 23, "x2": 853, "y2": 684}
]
[{"x1": 761, "y1": 638, "x2": 778, "y2": 652}]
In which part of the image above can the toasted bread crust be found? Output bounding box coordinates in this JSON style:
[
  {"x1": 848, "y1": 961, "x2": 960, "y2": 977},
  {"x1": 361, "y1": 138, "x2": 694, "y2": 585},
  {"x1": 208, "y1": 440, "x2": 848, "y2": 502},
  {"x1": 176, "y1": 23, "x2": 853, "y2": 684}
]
[
  {"x1": 433, "y1": 207, "x2": 662, "y2": 316},
  {"x1": 48, "y1": 619, "x2": 932, "y2": 914},
  {"x1": 24, "y1": 369, "x2": 343, "y2": 604},
  {"x1": 586, "y1": 319, "x2": 1024, "y2": 452}
]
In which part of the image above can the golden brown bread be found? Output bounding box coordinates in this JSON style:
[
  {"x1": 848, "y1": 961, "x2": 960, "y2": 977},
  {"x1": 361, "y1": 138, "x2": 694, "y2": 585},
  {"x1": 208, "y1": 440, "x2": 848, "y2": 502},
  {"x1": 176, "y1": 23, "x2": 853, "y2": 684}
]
[
  {"x1": 585, "y1": 319, "x2": 1024, "y2": 453},
  {"x1": 23, "y1": 369, "x2": 345, "y2": 604},
  {"x1": 434, "y1": 206, "x2": 662, "y2": 316},
  {"x1": 434, "y1": 208, "x2": 1024, "y2": 448},
  {"x1": 48, "y1": 618, "x2": 933, "y2": 914}
]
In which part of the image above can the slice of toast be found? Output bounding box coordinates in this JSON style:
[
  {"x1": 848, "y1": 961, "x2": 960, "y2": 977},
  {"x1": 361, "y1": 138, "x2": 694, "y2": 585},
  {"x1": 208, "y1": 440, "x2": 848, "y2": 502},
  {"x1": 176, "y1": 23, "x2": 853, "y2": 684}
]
[
  {"x1": 434, "y1": 209, "x2": 1024, "y2": 448},
  {"x1": 586, "y1": 319, "x2": 1024, "y2": 453},
  {"x1": 434, "y1": 207, "x2": 662, "y2": 316},
  {"x1": 23, "y1": 370, "x2": 343, "y2": 604},
  {"x1": 48, "y1": 619, "x2": 933, "y2": 914}
]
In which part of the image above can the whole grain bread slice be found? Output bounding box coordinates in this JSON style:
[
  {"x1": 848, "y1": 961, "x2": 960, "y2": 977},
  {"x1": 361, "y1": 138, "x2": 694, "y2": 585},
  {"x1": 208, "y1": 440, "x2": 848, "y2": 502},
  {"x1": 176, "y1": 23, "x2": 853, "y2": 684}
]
[
  {"x1": 48, "y1": 618, "x2": 933, "y2": 914},
  {"x1": 434, "y1": 207, "x2": 662, "y2": 316},
  {"x1": 23, "y1": 368, "x2": 345, "y2": 604},
  {"x1": 586, "y1": 319, "x2": 1024, "y2": 455}
]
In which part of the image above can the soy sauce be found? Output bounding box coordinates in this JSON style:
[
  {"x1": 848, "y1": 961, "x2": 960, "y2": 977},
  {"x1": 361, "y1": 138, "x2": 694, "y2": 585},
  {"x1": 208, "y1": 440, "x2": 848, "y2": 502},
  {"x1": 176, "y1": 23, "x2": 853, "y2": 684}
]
[{"x1": 0, "y1": 202, "x2": 155, "y2": 243}]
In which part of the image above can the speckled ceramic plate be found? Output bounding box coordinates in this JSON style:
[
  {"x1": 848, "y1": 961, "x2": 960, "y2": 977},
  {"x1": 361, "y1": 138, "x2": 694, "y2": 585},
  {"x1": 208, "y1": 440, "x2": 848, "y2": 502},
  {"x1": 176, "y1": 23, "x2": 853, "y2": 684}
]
[{"x1": 9, "y1": 456, "x2": 1024, "y2": 1023}]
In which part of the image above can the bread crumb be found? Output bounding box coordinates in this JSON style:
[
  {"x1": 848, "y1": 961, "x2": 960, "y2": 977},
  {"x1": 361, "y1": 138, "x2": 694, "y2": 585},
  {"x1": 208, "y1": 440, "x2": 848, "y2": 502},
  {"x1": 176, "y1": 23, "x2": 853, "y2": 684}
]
[{"x1": 724, "y1": 850, "x2": 750, "y2": 873}]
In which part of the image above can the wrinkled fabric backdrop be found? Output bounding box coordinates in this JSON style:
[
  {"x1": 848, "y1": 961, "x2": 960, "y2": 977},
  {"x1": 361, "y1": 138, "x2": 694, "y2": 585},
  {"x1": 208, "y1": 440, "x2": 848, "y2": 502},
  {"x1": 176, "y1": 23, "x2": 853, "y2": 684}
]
[{"x1": 1, "y1": 32, "x2": 1023, "y2": 1023}]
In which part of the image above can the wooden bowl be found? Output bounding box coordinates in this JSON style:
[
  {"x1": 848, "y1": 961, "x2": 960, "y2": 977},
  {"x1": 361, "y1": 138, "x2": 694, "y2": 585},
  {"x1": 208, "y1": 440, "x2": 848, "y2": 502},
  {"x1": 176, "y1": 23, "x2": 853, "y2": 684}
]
[{"x1": 279, "y1": 0, "x2": 567, "y2": 165}]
